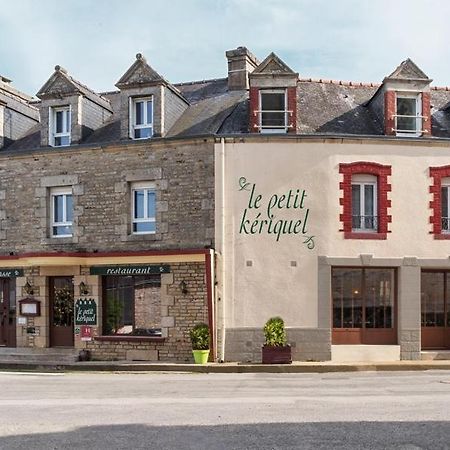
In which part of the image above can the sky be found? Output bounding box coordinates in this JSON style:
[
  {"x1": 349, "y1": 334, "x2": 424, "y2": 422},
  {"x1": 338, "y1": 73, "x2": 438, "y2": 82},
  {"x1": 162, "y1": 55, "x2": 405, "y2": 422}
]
[{"x1": 1, "y1": 0, "x2": 450, "y2": 96}]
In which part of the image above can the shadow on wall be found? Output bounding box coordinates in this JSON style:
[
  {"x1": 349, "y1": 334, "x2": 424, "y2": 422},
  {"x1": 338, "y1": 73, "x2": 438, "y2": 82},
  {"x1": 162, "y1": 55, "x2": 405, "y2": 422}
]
[{"x1": 1, "y1": 421, "x2": 449, "y2": 449}]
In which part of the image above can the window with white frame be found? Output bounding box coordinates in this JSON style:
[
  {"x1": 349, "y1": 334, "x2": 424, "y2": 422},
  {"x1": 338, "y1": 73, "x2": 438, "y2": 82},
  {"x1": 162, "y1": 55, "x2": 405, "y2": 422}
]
[
  {"x1": 50, "y1": 106, "x2": 71, "y2": 147},
  {"x1": 131, "y1": 182, "x2": 156, "y2": 234},
  {"x1": 50, "y1": 187, "x2": 73, "y2": 237},
  {"x1": 395, "y1": 94, "x2": 422, "y2": 136},
  {"x1": 351, "y1": 174, "x2": 377, "y2": 232},
  {"x1": 259, "y1": 89, "x2": 288, "y2": 133},
  {"x1": 130, "y1": 97, "x2": 153, "y2": 139},
  {"x1": 441, "y1": 178, "x2": 450, "y2": 232}
]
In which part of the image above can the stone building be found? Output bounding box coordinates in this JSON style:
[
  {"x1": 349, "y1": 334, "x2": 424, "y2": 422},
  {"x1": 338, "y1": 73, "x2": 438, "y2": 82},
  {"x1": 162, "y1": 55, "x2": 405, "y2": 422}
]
[{"x1": 1, "y1": 47, "x2": 450, "y2": 362}]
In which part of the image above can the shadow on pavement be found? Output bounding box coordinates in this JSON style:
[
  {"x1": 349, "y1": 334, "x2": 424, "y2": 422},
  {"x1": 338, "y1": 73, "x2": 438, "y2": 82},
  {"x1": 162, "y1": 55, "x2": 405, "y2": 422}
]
[{"x1": 0, "y1": 421, "x2": 449, "y2": 449}]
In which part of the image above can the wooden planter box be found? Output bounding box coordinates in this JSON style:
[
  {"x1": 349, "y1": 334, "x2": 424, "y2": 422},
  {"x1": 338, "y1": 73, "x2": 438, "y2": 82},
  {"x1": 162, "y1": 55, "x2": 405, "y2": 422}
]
[{"x1": 262, "y1": 345, "x2": 292, "y2": 364}]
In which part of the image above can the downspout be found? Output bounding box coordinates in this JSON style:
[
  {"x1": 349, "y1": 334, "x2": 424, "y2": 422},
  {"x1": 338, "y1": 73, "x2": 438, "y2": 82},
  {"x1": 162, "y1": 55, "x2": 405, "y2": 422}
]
[{"x1": 219, "y1": 137, "x2": 226, "y2": 362}]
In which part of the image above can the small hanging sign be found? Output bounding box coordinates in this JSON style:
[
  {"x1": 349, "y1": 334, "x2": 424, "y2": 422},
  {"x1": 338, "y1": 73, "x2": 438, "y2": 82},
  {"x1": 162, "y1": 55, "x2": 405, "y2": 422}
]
[{"x1": 75, "y1": 298, "x2": 97, "y2": 325}]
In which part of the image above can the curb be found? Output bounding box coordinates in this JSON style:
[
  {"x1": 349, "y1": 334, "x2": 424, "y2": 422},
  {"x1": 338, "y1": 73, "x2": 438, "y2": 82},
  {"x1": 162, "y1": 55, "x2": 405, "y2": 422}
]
[{"x1": 0, "y1": 361, "x2": 450, "y2": 373}]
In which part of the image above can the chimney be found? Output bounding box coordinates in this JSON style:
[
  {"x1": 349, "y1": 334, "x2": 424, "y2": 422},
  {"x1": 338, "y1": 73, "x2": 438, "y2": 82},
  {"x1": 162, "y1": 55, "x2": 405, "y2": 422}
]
[{"x1": 225, "y1": 47, "x2": 259, "y2": 91}]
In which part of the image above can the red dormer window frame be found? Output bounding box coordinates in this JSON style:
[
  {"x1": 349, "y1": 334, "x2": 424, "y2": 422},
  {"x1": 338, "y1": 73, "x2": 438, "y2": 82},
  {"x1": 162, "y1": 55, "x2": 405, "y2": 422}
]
[
  {"x1": 249, "y1": 87, "x2": 297, "y2": 133},
  {"x1": 339, "y1": 162, "x2": 392, "y2": 240}
]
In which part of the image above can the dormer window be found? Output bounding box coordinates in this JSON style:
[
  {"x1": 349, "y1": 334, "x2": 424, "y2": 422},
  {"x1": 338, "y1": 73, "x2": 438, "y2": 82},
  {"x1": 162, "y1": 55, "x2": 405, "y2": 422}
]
[
  {"x1": 259, "y1": 89, "x2": 288, "y2": 133},
  {"x1": 50, "y1": 106, "x2": 71, "y2": 147},
  {"x1": 130, "y1": 97, "x2": 153, "y2": 139},
  {"x1": 395, "y1": 93, "x2": 422, "y2": 137}
]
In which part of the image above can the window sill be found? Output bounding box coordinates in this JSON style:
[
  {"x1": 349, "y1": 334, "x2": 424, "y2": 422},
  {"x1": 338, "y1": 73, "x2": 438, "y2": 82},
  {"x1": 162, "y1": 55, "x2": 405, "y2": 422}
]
[
  {"x1": 41, "y1": 237, "x2": 76, "y2": 245},
  {"x1": 95, "y1": 335, "x2": 166, "y2": 343},
  {"x1": 433, "y1": 233, "x2": 450, "y2": 240},
  {"x1": 344, "y1": 232, "x2": 387, "y2": 240},
  {"x1": 123, "y1": 233, "x2": 161, "y2": 242}
]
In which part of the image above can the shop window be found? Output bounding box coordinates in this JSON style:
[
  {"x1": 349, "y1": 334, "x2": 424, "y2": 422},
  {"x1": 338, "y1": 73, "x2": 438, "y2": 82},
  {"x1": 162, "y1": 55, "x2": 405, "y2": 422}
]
[
  {"x1": 50, "y1": 187, "x2": 73, "y2": 237},
  {"x1": 103, "y1": 275, "x2": 162, "y2": 336},
  {"x1": 131, "y1": 182, "x2": 156, "y2": 234},
  {"x1": 259, "y1": 89, "x2": 288, "y2": 133},
  {"x1": 351, "y1": 174, "x2": 377, "y2": 232},
  {"x1": 332, "y1": 267, "x2": 396, "y2": 345},
  {"x1": 395, "y1": 94, "x2": 422, "y2": 137},
  {"x1": 130, "y1": 97, "x2": 153, "y2": 139},
  {"x1": 49, "y1": 106, "x2": 71, "y2": 147},
  {"x1": 429, "y1": 167, "x2": 450, "y2": 239},
  {"x1": 339, "y1": 162, "x2": 391, "y2": 239}
]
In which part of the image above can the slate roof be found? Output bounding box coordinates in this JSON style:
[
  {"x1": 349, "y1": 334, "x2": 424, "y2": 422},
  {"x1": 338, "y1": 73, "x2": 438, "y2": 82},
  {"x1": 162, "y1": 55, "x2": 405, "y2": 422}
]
[{"x1": 5, "y1": 71, "x2": 450, "y2": 153}]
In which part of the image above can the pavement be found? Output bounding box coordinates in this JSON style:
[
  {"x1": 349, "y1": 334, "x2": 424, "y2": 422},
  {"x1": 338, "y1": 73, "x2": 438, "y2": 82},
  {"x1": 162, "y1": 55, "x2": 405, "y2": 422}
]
[{"x1": 1, "y1": 359, "x2": 450, "y2": 373}]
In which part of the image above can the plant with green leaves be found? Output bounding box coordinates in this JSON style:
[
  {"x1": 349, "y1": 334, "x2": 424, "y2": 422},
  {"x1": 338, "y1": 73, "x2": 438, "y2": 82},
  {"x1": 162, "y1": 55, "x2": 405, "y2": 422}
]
[
  {"x1": 189, "y1": 323, "x2": 210, "y2": 350},
  {"x1": 263, "y1": 316, "x2": 287, "y2": 347}
]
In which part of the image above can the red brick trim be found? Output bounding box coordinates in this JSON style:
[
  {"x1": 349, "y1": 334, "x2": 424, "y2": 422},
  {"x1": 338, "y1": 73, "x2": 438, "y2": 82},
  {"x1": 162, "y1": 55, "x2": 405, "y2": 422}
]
[
  {"x1": 249, "y1": 87, "x2": 259, "y2": 133},
  {"x1": 339, "y1": 162, "x2": 392, "y2": 239},
  {"x1": 422, "y1": 92, "x2": 432, "y2": 136},
  {"x1": 248, "y1": 87, "x2": 297, "y2": 133},
  {"x1": 429, "y1": 165, "x2": 450, "y2": 237},
  {"x1": 384, "y1": 91, "x2": 396, "y2": 136},
  {"x1": 287, "y1": 87, "x2": 297, "y2": 134}
]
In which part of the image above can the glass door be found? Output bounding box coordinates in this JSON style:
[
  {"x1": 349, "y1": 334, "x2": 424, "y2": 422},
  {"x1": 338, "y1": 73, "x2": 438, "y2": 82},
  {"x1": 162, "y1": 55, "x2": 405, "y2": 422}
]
[
  {"x1": 50, "y1": 277, "x2": 74, "y2": 347},
  {"x1": 421, "y1": 271, "x2": 450, "y2": 349}
]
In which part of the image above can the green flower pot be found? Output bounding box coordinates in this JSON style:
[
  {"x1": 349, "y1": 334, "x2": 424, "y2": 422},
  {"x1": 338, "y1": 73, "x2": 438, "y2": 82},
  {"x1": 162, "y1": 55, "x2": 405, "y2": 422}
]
[{"x1": 192, "y1": 349, "x2": 210, "y2": 364}]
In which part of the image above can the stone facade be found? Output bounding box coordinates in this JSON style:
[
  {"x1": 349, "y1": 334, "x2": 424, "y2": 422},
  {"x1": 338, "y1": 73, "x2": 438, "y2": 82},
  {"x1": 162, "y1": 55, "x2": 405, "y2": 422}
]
[{"x1": 0, "y1": 138, "x2": 214, "y2": 253}]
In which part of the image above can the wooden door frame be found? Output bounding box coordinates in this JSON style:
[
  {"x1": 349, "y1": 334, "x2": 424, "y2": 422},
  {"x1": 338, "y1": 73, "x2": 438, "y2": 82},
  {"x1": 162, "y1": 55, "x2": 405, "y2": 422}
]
[
  {"x1": 0, "y1": 279, "x2": 16, "y2": 347},
  {"x1": 421, "y1": 269, "x2": 450, "y2": 350},
  {"x1": 49, "y1": 276, "x2": 74, "y2": 347}
]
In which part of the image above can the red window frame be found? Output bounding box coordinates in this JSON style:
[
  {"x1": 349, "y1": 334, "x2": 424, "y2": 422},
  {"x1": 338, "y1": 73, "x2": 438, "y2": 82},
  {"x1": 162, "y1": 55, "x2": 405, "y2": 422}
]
[
  {"x1": 429, "y1": 165, "x2": 450, "y2": 239},
  {"x1": 339, "y1": 162, "x2": 392, "y2": 239}
]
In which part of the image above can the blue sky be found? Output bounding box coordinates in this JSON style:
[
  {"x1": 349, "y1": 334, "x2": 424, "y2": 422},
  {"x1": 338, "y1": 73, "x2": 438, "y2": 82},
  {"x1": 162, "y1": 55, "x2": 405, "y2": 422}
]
[{"x1": 1, "y1": 0, "x2": 449, "y2": 96}]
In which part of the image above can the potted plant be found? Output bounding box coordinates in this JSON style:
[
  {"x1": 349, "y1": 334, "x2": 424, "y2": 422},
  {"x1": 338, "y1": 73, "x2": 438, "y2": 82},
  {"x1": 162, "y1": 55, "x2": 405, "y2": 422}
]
[
  {"x1": 189, "y1": 323, "x2": 210, "y2": 364},
  {"x1": 262, "y1": 316, "x2": 292, "y2": 364}
]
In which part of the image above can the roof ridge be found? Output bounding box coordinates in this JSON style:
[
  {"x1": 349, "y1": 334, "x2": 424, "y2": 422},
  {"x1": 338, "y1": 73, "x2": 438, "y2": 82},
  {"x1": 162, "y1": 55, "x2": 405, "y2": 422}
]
[
  {"x1": 174, "y1": 77, "x2": 227, "y2": 87},
  {"x1": 299, "y1": 77, "x2": 381, "y2": 87}
]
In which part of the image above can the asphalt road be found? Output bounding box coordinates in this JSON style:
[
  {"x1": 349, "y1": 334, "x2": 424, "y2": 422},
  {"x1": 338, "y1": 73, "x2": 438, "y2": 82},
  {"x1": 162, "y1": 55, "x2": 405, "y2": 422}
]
[{"x1": 0, "y1": 370, "x2": 449, "y2": 449}]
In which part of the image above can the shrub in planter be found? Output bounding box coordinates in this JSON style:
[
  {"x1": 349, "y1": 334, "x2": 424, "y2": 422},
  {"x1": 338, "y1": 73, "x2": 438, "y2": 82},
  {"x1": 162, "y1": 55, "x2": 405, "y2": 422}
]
[
  {"x1": 189, "y1": 323, "x2": 210, "y2": 364},
  {"x1": 262, "y1": 316, "x2": 291, "y2": 364}
]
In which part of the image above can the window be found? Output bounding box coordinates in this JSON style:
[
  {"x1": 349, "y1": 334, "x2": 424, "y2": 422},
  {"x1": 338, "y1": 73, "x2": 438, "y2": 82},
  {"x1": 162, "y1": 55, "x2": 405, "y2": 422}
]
[
  {"x1": 351, "y1": 175, "x2": 377, "y2": 232},
  {"x1": 50, "y1": 187, "x2": 73, "y2": 237},
  {"x1": 429, "y1": 167, "x2": 450, "y2": 239},
  {"x1": 131, "y1": 182, "x2": 156, "y2": 234},
  {"x1": 103, "y1": 275, "x2": 162, "y2": 336},
  {"x1": 441, "y1": 180, "x2": 450, "y2": 233},
  {"x1": 130, "y1": 97, "x2": 153, "y2": 139},
  {"x1": 395, "y1": 94, "x2": 422, "y2": 136},
  {"x1": 50, "y1": 106, "x2": 71, "y2": 146},
  {"x1": 259, "y1": 89, "x2": 287, "y2": 133},
  {"x1": 339, "y1": 162, "x2": 391, "y2": 239}
]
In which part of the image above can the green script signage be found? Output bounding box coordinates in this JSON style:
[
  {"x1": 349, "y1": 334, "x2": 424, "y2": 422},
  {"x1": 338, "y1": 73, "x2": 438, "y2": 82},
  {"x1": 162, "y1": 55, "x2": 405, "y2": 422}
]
[
  {"x1": 75, "y1": 299, "x2": 97, "y2": 325},
  {"x1": 89, "y1": 265, "x2": 171, "y2": 276},
  {"x1": 238, "y1": 177, "x2": 315, "y2": 250},
  {"x1": 0, "y1": 268, "x2": 24, "y2": 278}
]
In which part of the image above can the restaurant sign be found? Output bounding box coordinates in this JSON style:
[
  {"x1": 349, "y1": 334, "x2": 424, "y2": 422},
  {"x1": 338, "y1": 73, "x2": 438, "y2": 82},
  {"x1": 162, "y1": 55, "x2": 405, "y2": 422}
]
[
  {"x1": 75, "y1": 299, "x2": 97, "y2": 326},
  {"x1": 89, "y1": 265, "x2": 171, "y2": 276},
  {"x1": 0, "y1": 268, "x2": 24, "y2": 278}
]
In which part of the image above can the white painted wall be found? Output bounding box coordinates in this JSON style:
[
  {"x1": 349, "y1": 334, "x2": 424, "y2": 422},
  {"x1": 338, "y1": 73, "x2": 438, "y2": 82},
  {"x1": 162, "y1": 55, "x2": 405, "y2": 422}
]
[{"x1": 215, "y1": 138, "x2": 450, "y2": 330}]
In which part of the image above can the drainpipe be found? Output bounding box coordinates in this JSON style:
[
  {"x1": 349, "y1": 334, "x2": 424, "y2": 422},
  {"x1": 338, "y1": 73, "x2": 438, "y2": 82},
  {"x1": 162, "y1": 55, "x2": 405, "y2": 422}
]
[{"x1": 219, "y1": 137, "x2": 226, "y2": 362}]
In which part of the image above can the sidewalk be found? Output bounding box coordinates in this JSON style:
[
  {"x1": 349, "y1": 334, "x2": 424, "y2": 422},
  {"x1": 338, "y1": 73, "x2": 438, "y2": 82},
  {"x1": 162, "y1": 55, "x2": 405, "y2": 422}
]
[{"x1": 1, "y1": 360, "x2": 450, "y2": 373}]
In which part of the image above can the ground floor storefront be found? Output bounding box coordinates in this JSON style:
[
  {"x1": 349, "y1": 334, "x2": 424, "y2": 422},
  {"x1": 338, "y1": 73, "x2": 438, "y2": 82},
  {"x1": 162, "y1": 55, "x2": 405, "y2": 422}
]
[
  {"x1": 223, "y1": 256, "x2": 450, "y2": 363},
  {"x1": 0, "y1": 249, "x2": 214, "y2": 362}
]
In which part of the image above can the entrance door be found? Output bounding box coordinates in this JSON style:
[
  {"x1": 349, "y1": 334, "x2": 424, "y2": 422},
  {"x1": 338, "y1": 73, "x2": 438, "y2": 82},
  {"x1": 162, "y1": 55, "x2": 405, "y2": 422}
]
[
  {"x1": 332, "y1": 268, "x2": 397, "y2": 345},
  {"x1": 421, "y1": 271, "x2": 450, "y2": 349},
  {"x1": 50, "y1": 277, "x2": 74, "y2": 347},
  {"x1": 0, "y1": 279, "x2": 16, "y2": 347}
]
